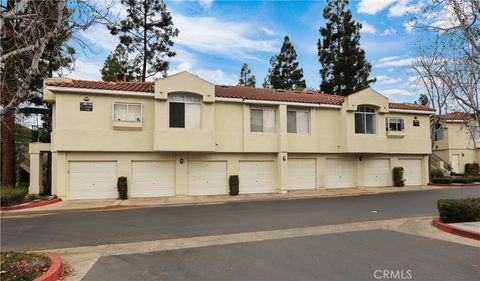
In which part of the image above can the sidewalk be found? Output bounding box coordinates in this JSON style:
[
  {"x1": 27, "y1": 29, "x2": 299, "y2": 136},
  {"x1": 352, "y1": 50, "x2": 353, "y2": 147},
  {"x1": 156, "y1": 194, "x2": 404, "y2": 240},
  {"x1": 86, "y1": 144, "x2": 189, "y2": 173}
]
[{"x1": 0, "y1": 185, "x2": 454, "y2": 215}]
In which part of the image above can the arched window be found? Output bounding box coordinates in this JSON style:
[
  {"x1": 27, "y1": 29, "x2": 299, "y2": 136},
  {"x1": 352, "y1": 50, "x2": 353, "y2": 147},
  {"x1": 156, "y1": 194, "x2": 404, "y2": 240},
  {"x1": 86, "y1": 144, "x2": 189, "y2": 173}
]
[
  {"x1": 355, "y1": 106, "x2": 376, "y2": 134},
  {"x1": 169, "y1": 94, "x2": 202, "y2": 128}
]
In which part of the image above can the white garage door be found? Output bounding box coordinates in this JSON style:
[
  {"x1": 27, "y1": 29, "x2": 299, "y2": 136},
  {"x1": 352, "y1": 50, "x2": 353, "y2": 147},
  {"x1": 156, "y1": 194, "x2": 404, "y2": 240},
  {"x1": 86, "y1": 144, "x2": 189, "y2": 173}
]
[
  {"x1": 288, "y1": 159, "x2": 316, "y2": 190},
  {"x1": 188, "y1": 161, "x2": 227, "y2": 195},
  {"x1": 363, "y1": 158, "x2": 390, "y2": 187},
  {"x1": 131, "y1": 161, "x2": 175, "y2": 197},
  {"x1": 69, "y1": 161, "x2": 117, "y2": 200},
  {"x1": 325, "y1": 158, "x2": 355, "y2": 188},
  {"x1": 399, "y1": 159, "x2": 422, "y2": 186},
  {"x1": 239, "y1": 161, "x2": 275, "y2": 194}
]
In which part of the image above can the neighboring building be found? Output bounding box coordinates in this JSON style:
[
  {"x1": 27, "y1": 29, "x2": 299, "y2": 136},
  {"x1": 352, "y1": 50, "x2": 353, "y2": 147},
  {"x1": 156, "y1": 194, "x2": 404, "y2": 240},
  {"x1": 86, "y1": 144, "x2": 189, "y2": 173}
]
[
  {"x1": 432, "y1": 112, "x2": 480, "y2": 174},
  {"x1": 29, "y1": 72, "x2": 435, "y2": 200}
]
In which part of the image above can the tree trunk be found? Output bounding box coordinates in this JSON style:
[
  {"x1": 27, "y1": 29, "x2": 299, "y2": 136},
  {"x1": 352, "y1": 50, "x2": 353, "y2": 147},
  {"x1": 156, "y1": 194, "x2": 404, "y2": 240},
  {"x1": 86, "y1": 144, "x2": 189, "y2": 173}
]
[
  {"x1": 1, "y1": 0, "x2": 17, "y2": 187},
  {"x1": 142, "y1": 3, "x2": 148, "y2": 82}
]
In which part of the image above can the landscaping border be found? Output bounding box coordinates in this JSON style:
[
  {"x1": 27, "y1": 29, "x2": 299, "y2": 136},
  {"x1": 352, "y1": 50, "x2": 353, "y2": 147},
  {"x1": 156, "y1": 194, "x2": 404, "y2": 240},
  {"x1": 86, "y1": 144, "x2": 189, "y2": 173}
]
[
  {"x1": 33, "y1": 253, "x2": 63, "y2": 281},
  {"x1": 427, "y1": 183, "x2": 480, "y2": 187},
  {"x1": 1, "y1": 198, "x2": 62, "y2": 211},
  {"x1": 432, "y1": 217, "x2": 480, "y2": 241}
]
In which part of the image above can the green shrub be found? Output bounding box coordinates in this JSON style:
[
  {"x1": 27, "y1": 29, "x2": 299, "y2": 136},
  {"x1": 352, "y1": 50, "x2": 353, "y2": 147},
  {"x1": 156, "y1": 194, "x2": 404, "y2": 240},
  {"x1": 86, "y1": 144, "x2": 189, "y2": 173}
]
[
  {"x1": 229, "y1": 175, "x2": 239, "y2": 196},
  {"x1": 431, "y1": 178, "x2": 453, "y2": 184},
  {"x1": 437, "y1": 198, "x2": 480, "y2": 223},
  {"x1": 392, "y1": 167, "x2": 405, "y2": 187},
  {"x1": 0, "y1": 186, "x2": 28, "y2": 207},
  {"x1": 452, "y1": 177, "x2": 474, "y2": 184},
  {"x1": 430, "y1": 168, "x2": 445, "y2": 178},
  {"x1": 117, "y1": 177, "x2": 128, "y2": 200},
  {"x1": 465, "y1": 163, "x2": 474, "y2": 174},
  {"x1": 472, "y1": 163, "x2": 479, "y2": 174},
  {"x1": 468, "y1": 176, "x2": 480, "y2": 182}
]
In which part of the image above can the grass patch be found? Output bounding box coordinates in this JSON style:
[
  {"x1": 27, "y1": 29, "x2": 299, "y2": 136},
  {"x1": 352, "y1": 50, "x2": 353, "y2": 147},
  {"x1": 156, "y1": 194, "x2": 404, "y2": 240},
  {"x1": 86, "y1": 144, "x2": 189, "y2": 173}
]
[
  {"x1": 0, "y1": 251, "x2": 51, "y2": 281},
  {"x1": 1, "y1": 186, "x2": 28, "y2": 207}
]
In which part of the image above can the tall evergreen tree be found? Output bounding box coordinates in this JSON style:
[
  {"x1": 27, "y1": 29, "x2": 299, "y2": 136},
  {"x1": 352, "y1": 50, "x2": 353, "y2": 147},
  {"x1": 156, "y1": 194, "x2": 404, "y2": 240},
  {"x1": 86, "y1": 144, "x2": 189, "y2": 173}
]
[
  {"x1": 264, "y1": 36, "x2": 306, "y2": 90},
  {"x1": 417, "y1": 93, "x2": 430, "y2": 106},
  {"x1": 108, "y1": 0, "x2": 179, "y2": 81},
  {"x1": 238, "y1": 63, "x2": 256, "y2": 87},
  {"x1": 101, "y1": 44, "x2": 137, "y2": 82},
  {"x1": 318, "y1": 0, "x2": 375, "y2": 96}
]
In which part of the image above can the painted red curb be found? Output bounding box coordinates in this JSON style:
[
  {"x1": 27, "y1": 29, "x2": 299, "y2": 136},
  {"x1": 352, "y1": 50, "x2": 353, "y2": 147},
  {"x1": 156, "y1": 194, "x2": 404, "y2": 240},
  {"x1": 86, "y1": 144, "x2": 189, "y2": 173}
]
[
  {"x1": 1, "y1": 198, "x2": 62, "y2": 211},
  {"x1": 432, "y1": 217, "x2": 480, "y2": 241},
  {"x1": 34, "y1": 253, "x2": 63, "y2": 281},
  {"x1": 427, "y1": 183, "x2": 480, "y2": 187}
]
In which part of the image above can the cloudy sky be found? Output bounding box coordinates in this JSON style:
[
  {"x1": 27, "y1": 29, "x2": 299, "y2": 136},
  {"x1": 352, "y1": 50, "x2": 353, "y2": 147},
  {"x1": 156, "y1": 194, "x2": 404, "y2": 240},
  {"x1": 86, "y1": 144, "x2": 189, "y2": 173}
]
[{"x1": 67, "y1": 0, "x2": 425, "y2": 103}]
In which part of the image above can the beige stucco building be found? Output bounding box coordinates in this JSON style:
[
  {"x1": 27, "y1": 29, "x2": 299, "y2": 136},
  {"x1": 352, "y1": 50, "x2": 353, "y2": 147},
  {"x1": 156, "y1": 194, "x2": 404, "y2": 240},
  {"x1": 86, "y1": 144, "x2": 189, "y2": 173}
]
[
  {"x1": 432, "y1": 112, "x2": 480, "y2": 174},
  {"x1": 29, "y1": 72, "x2": 435, "y2": 200}
]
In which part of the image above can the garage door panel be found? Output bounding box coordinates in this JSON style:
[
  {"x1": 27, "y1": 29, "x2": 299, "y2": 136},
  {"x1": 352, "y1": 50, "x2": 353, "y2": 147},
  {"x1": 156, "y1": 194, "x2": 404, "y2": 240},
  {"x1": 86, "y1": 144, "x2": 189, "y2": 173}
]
[
  {"x1": 239, "y1": 161, "x2": 275, "y2": 194},
  {"x1": 325, "y1": 158, "x2": 355, "y2": 188},
  {"x1": 188, "y1": 161, "x2": 227, "y2": 196},
  {"x1": 70, "y1": 162, "x2": 117, "y2": 200},
  {"x1": 131, "y1": 161, "x2": 175, "y2": 197},
  {"x1": 399, "y1": 159, "x2": 422, "y2": 186},
  {"x1": 363, "y1": 159, "x2": 390, "y2": 187},
  {"x1": 288, "y1": 159, "x2": 316, "y2": 190}
]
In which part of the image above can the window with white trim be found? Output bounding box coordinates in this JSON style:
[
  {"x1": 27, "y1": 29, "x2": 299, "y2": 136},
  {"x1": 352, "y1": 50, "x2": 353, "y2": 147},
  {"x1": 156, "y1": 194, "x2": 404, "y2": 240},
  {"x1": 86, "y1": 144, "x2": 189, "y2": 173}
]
[
  {"x1": 355, "y1": 106, "x2": 376, "y2": 134},
  {"x1": 287, "y1": 110, "x2": 309, "y2": 133},
  {"x1": 113, "y1": 102, "x2": 142, "y2": 122},
  {"x1": 250, "y1": 108, "x2": 276, "y2": 132},
  {"x1": 386, "y1": 118, "x2": 405, "y2": 132},
  {"x1": 434, "y1": 123, "x2": 444, "y2": 141},
  {"x1": 169, "y1": 94, "x2": 202, "y2": 128}
]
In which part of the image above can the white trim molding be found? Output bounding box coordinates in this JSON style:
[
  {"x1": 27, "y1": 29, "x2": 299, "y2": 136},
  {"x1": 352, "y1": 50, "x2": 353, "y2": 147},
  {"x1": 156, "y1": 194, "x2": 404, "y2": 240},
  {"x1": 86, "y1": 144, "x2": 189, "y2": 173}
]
[
  {"x1": 46, "y1": 86, "x2": 154, "y2": 97},
  {"x1": 215, "y1": 97, "x2": 342, "y2": 108},
  {"x1": 388, "y1": 109, "x2": 435, "y2": 115}
]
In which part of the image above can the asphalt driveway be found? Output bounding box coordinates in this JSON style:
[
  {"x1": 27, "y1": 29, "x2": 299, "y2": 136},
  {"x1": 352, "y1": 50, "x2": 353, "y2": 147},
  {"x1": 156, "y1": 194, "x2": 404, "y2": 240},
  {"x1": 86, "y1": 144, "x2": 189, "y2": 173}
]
[
  {"x1": 2, "y1": 187, "x2": 479, "y2": 251},
  {"x1": 82, "y1": 229, "x2": 480, "y2": 281}
]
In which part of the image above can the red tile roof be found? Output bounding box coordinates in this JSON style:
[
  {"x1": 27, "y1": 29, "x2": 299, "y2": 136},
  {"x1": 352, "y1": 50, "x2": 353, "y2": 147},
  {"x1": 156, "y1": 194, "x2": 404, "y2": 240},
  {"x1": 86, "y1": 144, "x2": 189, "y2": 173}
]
[
  {"x1": 45, "y1": 79, "x2": 435, "y2": 112},
  {"x1": 437, "y1": 112, "x2": 474, "y2": 121},
  {"x1": 45, "y1": 79, "x2": 155, "y2": 93},
  {"x1": 388, "y1": 102, "x2": 436, "y2": 112},
  {"x1": 215, "y1": 85, "x2": 345, "y2": 105}
]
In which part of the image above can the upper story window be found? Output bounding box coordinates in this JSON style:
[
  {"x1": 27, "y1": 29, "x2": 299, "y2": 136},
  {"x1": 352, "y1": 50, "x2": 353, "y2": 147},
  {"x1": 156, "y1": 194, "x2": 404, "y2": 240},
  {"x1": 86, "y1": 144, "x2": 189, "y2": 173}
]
[
  {"x1": 355, "y1": 106, "x2": 376, "y2": 134},
  {"x1": 251, "y1": 108, "x2": 276, "y2": 132},
  {"x1": 169, "y1": 94, "x2": 202, "y2": 128},
  {"x1": 287, "y1": 110, "x2": 309, "y2": 133},
  {"x1": 113, "y1": 102, "x2": 142, "y2": 122},
  {"x1": 386, "y1": 118, "x2": 404, "y2": 132},
  {"x1": 434, "y1": 123, "x2": 444, "y2": 141}
]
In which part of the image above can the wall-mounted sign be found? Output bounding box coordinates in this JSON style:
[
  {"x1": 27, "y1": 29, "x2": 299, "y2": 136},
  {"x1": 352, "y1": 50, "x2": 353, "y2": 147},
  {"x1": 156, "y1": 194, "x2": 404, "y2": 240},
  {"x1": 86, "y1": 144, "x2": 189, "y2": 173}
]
[
  {"x1": 413, "y1": 120, "x2": 420, "y2": 127},
  {"x1": 80, "y1": 102, "x2": 93, "y2": 111}
]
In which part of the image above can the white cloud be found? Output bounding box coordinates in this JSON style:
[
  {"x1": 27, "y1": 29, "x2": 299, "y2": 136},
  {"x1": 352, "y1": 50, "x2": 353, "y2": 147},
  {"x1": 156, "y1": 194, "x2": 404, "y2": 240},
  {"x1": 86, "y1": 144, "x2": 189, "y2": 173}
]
[
  {"x1": 172, "y1": 13, "x2": 278, "y2": 58},
  {"x1": 381, "y1": 88, "x2": 415, "y2": 96},
  {"x1": 261, "y1": 27, "x2": 275, "y2": 36},
  {"x1": 360, "y1": 21, "x2": 376, "y2": 34},
  {"x1": 388, "y1": 0, "x2": 424, "y2": 17},
  {"x1": 377, "y1": 56, "x2": 414, "y2": 67},
  {"x1": 79, "y1": 24, "x2": 118, "y2": 52},
  {"x1": 357, "y1": 0, "x2": 397, "y2": 15},
  {"x1": 381, "y1": 27, "x2": 397, "y2": 35},
  {"x1": 376, "y1": 75, "x2": 402, "y2": 84},
  {"x1": 198, "y1": 0, "x2": 214, "y2": 9},
  {"x1": 65, "y1": 60, "x2": 103, "y2": 81}
]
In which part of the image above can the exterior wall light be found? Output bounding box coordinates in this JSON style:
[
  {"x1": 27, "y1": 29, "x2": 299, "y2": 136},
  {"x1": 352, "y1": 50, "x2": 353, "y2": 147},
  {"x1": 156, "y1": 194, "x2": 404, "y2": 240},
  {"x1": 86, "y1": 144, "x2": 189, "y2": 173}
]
[
  {"x1": 83, "y1": 96, "x2": 89, "y2": 101},
  {"x1": 282, "y1": 155, "x2": 287, "y2": 161},
  {"x1": 179, "y1": 158, "x2": 184, "y2": 164}
]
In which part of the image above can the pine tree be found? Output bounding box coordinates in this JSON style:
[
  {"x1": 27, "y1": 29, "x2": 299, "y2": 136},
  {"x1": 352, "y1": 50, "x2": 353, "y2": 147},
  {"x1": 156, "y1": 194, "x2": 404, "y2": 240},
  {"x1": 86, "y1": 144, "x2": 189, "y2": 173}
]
[
  {"x1": 417, "y1": 94, "x2": 430, "y2": 106},
  {"x1": 101, "y1": 44, "x2": 137, "y2": 82},
  {"x1": 238, "y1": 63, "x2": 256, "y2": 87},
  {"x1": 264, "y1": 36, "x2": 306, "y2": 90},
  {"x1": 318, "y1": 0, "x2": 375, "y2": 96},
  {"x1": 108, "y1": 0, "x2": 179, "y2": 81}
]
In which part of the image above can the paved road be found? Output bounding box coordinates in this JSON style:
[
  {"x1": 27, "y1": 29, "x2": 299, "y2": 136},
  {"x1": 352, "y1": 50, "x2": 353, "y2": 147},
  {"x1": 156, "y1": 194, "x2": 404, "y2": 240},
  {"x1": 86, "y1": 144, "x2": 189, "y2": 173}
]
[
  {"x1": 83, "y1": 229, "x2": 480, "y2": 281},
  {"x1": 2, "y1": 187, "x2": 479, "y2": 251}
]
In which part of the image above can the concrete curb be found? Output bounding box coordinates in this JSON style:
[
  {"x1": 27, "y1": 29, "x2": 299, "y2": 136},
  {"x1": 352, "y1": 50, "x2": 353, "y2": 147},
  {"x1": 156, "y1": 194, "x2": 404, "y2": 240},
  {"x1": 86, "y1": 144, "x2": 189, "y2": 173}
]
[
  {"x1": 427, "y1": 183, "x2": 480, "y2": 187},
  {"x1": 432, "y1": 217, "x2": 480, "y2": 241},
  {"x1": 1, "y1": 198, "x2": 62, "y2": 211},
  {"x1": 33, "y1": 253, "x2": 63, "y2": 281}
]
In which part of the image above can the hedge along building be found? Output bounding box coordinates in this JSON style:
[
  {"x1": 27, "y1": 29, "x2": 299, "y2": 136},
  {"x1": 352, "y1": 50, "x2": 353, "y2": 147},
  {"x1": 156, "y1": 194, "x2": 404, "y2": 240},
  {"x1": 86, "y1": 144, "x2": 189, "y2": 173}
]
[
  {"x1": 433, "y1": 112, "x2": 480, "y2": 174},
  {"x1": 29, "y1": 71, "x2": 435, "y2": 200}
]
